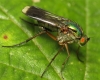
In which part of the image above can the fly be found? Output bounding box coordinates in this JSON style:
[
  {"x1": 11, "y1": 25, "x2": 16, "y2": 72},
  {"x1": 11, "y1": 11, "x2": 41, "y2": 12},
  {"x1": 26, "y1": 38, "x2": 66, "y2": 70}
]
[{"x1": 2, "y1": 6, "x2": 90, "y2": 78}]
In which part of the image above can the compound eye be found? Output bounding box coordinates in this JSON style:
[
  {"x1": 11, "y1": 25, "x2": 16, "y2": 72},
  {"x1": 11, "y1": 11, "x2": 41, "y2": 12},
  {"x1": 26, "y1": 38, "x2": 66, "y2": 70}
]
[
  {"x1": 79, "y1": 36, "x2": 90, "y2": 46},
  {"x1": 80, "y1": 37, "x2": 86, "y2": 44}
]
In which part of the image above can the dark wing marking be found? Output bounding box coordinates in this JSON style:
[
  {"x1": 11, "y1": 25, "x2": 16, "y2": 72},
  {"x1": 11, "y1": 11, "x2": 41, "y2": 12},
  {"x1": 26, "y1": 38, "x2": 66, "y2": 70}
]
[{"x1": 22, "y1": 6, "x2": 67, "y2": 28}]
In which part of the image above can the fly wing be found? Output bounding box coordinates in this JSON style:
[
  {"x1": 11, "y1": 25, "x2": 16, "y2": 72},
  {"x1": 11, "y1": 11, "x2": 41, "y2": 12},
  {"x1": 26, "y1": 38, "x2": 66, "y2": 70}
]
[{"x1": 22, "y1": 6, "x2": 67, "y2": 28}]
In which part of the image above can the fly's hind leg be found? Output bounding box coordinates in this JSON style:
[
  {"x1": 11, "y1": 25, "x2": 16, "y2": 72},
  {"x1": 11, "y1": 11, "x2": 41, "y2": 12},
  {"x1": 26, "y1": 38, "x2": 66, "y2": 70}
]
[
  {"x1": 46, "y1": 31, "x2": 57, "y2": 41},
  {"x1": 2, "y1": 31, "x2": 46, "y2": 47}
]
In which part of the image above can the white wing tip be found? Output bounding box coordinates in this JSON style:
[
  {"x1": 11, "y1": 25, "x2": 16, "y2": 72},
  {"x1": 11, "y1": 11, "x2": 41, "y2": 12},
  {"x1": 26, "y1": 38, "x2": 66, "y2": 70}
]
[{"x1": 22, "y1": 6, "x2": 30, "y2": 13}]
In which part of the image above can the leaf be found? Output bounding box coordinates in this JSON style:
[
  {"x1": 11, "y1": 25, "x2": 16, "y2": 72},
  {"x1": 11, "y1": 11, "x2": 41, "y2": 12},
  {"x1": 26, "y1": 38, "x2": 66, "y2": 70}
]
[{"x1": 0, "y1": 0, "x2": 100, "y2": 80}]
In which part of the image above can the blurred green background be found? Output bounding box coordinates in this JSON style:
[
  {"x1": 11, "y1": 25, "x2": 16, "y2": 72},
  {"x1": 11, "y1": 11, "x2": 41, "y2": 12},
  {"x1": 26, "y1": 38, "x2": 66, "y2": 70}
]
[{"x1": 0, "y1": 0, "x2": 100, "y2": 80}]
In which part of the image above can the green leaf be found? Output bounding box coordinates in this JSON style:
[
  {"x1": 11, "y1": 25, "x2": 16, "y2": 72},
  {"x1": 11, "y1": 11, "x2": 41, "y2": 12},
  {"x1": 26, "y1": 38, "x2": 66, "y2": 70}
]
[{"x1": 0, "y1": 0, "x2": 100, "y2": 80}]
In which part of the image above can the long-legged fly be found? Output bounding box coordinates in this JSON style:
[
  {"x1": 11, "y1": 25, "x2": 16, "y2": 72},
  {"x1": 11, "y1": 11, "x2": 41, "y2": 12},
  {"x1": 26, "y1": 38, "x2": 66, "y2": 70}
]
[{"x1": 2, "y1": 6, "x2": 90, "y2": 78}]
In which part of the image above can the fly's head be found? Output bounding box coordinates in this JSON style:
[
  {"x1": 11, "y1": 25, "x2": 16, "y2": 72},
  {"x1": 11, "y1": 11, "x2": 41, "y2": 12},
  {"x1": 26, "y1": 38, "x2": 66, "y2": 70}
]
[{"x1": 78, "y1": 35, "x2": 90, "y2": 46}]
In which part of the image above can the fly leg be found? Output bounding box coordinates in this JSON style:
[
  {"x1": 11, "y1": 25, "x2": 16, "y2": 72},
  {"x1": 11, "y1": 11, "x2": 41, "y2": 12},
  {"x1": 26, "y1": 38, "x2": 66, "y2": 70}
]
[
  {"x1": 41, "y1": 45, "x2": 64, "y2": 78},
  {"x1": 45, "y1": 32, "x2": 70, "y2": 79},
  {"x1": 61, "y1": 44, "x2": 70, "y2": 79},
  {"x1": 46, "y1": 31, "x2": 57, "y2": 41},
  {"x1": 41, "y1": 31, "x2": 64, "y2": 77},
  {"x1": 2, "y1": 31, "x2": 46, "y2": 47},
  {"x1": 76, "y1": 46, "x2": 84, "y2": 62}
]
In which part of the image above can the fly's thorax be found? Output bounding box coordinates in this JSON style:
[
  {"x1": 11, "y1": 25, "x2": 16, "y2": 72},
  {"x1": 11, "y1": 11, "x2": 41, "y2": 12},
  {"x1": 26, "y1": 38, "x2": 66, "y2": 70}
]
[{"x1": 57, "y1": 21, "x2": 83, "y2": 45}]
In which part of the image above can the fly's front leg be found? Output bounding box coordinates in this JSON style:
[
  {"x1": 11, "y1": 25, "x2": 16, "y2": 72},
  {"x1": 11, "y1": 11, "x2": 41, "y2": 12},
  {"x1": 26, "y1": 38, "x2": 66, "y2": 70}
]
[
  {"x1": 76, "y1": 46, "x2": 84, "y2": 62},
  {"x1": 2, "y1": 31, "x2": 46, "y2": 47}
]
